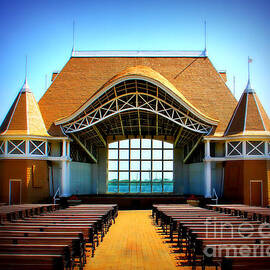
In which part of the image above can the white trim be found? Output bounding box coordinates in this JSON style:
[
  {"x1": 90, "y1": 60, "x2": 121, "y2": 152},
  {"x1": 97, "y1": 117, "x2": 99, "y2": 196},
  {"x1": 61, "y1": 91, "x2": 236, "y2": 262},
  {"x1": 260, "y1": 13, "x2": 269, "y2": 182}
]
[
  {"x1": 0, "y1": 154, "x2": 71, "y2": 161},
  {"x1": 243, "y1": 141, "x2": 246, "y2": 155},
  {"x1": 72, "y1": 50, "x2": 207, "y2": 58},
  {"x1": 60, "y1": 92, "x2": 213, "y2": 135},
  {"x1": 253, "y1": 92, "x2": 266, "y2": 131},
  {"x1": 204, "y1": 156, "x2": 270, "y2": 162},
  {"x1": 249, "y1": 180, "x2": 263, "y2": 206},
  {"x1": 55, "y1": 76, "x2": 218, "y2": 127},
  {"x1": 205, "y1": 136, "x2": 270, "y2": 141},
  {"x1": 0, "y1": 135, "x2": 67, "y2": 141},
  {"x1": 9, "y1": 179, "x2": 22, "y2": 205},
  {"x1": 243, "y1": 93, "x2": 248, "y2": 134}
]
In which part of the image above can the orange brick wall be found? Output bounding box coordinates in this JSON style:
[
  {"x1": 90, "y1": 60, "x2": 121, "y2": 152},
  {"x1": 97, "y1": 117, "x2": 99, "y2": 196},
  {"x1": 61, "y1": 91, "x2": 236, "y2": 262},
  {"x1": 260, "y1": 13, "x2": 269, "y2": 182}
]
[
  {"x1": 224, "y1": 160, "x2": 268, "y2": 206},
  {"x1": 0, "y1": 159, "x2": 50, "y2": 203}
]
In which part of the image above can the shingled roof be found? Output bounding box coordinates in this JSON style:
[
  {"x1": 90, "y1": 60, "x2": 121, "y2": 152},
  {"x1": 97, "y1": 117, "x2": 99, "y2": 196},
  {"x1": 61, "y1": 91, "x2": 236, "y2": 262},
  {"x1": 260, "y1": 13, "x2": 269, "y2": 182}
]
[
  {"x1": 224, "y1": 80, "x2": 270, "y2": 136},
  {"x1": 38, "y1": 52, "x2": 237, "y2": 137},
  {"x1": 0, "y1": 79, "x2": 50, "y2": 137}
]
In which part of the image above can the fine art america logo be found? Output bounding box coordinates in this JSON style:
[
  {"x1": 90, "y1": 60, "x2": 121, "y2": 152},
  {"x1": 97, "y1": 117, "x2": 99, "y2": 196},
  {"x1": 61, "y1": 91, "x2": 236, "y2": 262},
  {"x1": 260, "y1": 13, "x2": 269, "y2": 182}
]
[{"x1": 202, "y1": 217, "x2": 270, "y2": 257}]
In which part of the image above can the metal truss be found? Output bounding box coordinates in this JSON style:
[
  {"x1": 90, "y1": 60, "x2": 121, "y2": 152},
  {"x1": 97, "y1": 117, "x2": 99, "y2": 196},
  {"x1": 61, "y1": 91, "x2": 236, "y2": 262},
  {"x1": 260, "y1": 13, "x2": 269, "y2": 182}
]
[{"x1": 61, "y1": 92, "x2": 213, "y2": 135}]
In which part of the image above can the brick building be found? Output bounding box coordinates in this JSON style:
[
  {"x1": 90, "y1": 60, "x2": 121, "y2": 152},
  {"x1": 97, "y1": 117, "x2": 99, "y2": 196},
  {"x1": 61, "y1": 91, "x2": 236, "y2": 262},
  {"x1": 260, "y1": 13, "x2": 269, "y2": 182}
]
[{"x1": 0, "y1": 50, "x2": 269, "y2": 206}]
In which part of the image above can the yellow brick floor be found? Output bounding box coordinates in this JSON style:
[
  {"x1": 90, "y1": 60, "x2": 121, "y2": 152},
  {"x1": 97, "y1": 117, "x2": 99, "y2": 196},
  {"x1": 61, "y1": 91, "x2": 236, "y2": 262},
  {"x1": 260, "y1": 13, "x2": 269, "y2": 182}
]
[{"x1": 84, "y1": 210, "x2": 216, "y2": 270}]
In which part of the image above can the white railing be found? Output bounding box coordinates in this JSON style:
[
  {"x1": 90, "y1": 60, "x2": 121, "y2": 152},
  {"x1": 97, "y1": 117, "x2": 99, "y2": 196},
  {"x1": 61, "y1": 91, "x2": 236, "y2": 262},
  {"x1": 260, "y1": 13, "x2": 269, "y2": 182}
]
[
  {"x1": 53, "y1": 186, "x2": 60, "y2": 205},
  {"x1": 211, "y1": 188, "x2": 218, "y2": 205}
]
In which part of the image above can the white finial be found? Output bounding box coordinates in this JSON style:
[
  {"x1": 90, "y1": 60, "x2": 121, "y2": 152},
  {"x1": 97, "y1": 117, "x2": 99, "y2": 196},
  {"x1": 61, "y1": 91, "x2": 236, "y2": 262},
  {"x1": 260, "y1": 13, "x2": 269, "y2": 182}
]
[
  {"x1": 21, "y1": 55, "x2": 31, "y2": 93},
  {"x1": 72, "y1": 20, "x2": 75, "y2": 56},
  {"x1": 245, "y1": 57, "x2": 254, "y2": 93},
  {"x1": 202, "y1": 20, "x2": 208, "y2": 56}
]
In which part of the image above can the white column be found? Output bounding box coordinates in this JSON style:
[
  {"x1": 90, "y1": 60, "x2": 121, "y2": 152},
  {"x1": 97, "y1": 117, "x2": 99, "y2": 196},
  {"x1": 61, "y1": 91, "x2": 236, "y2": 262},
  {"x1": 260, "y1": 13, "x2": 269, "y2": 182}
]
[
  {"x1": 60, "y1": 160, "x2": 70, "y2": 197},
  {"x1": 205, "y1": 140, "x2": 210, "y2": 158},
  {"x1": 204, "y1": 140, "x2": 211, "y2": 198},
  {"x1": 265, "y1": 141, "x2": 268, "y2": 156},
  {"x1": 62, "y1": 140, "x2": 67, "y2": 157},
  {"x1": 204, "y1": 160, "x2": 212, "y2": 198},
  {"x1": 67, "y1": 141, "x2": 70, "y2": 158}
]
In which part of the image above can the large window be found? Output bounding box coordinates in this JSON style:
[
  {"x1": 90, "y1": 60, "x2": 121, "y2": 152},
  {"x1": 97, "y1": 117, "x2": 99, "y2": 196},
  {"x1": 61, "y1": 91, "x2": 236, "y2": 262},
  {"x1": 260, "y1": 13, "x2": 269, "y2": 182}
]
[{"x1": 108, "y1": 139, "x2": 174, "y2": 193}]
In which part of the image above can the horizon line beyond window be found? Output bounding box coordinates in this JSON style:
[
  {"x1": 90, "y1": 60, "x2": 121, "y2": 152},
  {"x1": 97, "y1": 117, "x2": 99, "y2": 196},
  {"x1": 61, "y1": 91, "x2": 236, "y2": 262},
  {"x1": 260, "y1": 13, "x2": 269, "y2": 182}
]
[{"x1": 107, "y1": 138, "x2": 174, "y2": 193}]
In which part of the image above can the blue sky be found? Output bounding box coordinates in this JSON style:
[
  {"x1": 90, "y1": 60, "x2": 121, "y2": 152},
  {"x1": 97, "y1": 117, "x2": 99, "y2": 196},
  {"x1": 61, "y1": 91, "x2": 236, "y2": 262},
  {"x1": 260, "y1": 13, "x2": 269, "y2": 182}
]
[{"x1": 0, "y1": 0, "x2": 269, "y2": 124}]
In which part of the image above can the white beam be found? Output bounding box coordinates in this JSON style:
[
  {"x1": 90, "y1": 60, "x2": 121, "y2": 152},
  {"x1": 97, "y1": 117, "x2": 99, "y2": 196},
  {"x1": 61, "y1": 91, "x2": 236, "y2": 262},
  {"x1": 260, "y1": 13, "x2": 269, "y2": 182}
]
[
  {"x1": 60, "y1": 160, "x2": 70, "y2": 197},
  {"x1": 204, "y1": 160, "x2": 212, "y2": 198},
  {"x1": 70, "y1": 133, "x2": 97, "y2": 163}
]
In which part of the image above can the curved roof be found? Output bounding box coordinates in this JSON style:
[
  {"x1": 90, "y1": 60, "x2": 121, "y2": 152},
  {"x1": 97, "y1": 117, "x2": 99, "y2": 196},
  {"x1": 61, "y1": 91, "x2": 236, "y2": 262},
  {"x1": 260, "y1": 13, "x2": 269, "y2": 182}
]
[
  {"x1": 38, "y1": 54, "x2": 237, "y2": 136},
  {"x1": 0, "y1": 80, "x2": 50, "y2": 137},
  {"x1": 56, "y1": 65, "x2": 219, "y2": 126}
]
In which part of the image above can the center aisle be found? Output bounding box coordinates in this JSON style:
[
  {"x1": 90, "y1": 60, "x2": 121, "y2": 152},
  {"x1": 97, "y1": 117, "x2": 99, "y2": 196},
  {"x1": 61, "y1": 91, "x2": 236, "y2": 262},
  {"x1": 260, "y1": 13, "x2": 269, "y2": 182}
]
[{"x1": 85, "y1": 210, "x2": 178, "y2": 270}]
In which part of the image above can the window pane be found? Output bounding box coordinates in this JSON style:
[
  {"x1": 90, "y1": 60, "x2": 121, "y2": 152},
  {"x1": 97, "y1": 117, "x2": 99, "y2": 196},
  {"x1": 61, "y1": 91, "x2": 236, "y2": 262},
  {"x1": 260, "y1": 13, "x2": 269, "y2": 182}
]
[
  {"x1": 164, "y1": 141, "x2": 173, "y2": 149},
  {"x1": 130, "y1": 161, "x2": 140, "y2": 171},
  {"x1": 130, "y1": 139, "x2": 140, "y2": 148},
  {"x1": 152, "y1": 140, "x2": 162, "y2": 148},
  {"x1": 108, "y1": 160, "x2": 118, "y2": 171},
  {"x1": 119, "y1": 161, "x2": 129, "y2": 170},
  {"x1": 141, "y1": 150, "x2": 151, "y2": 159},
  {"x1": 130, "y1": 172, "x2": 140, "y2": 181},
  {"x1": 108, "y1": 149, "x2": 118, "y2": 159},
  {"x1": 119, "y1": 171, "x2": 129, "y2": 181},
  {"x1": 163, "y1": 182, "x2": 173, "y2": 192},
  {"x1": 109, "y1": 141, "x2": 118, "y2": 148},
  {"x1": 119, "y1": 149, "x2": 129, "y2": 159},
  {"x1": 152, "y1": 161, "x2": 162, "y2": 171},
  {"x1": 141, "y1": 139, "x2": 151, "y2": 148},
  {"x1": 164, "y1": 172, "x2": 173, "y2": 181},
  {"x1": 152, "y1": 171, "x2": 162, "y2": 182},
  {"x1": 164, "y1": 150, "x2": 173, "y2": 160},
  {"x1": 119, "y1": 139, "x2": 129, "y2": 148},
  {"x1": 141, "y1": 182, "x2": 151, "y2": 193},
  {"x1": 152, "y1": 183, "x2": 162, "y2": 192},
  {"x1": 153, "y1": 150, "x2": 162, "y2": 160},
  {"x1": 119, "y1": 182, "x2": 129, "y2": 193},
  {"x1": 130, "y1": 182, "x2": 140, "y2": 193},
  {"x1": 130, "y1": 150, "x2": 140, "y2": 159},
  {"x1": 108, "y1": 183, "x2": 118, "y2": 193},
  {"x1": 164, "y1": 161, "x2": 173, "y2": 171},
  {"x1": 108, "y1": 171, "x2": 118, "y2": 181},
  {"x1": 141, "y1": 161, "x2": 151, "y2": 171},
  {"x1": 141, "y1": 172, "x2": 151, "y2": 181}
]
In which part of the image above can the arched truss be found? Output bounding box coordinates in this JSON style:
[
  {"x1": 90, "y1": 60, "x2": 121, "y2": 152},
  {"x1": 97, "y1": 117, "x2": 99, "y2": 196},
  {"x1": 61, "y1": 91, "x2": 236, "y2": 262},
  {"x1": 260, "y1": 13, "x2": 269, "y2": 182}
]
[{"x1": 60, "y1": 79, "x2": 214, "y2": 135}]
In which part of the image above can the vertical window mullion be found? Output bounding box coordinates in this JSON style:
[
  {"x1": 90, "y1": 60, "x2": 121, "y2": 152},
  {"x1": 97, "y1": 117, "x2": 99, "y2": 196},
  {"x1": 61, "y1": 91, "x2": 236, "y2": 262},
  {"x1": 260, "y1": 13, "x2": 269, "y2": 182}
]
[
  {"x1": 129, "y1": 139, "x2": 131, "y2": 193},
  {"x1": 140, "y1": 138, "x2": 142, "y2": 193},
  {"x1": 151, "y1": 139, "x2": 153, "y2": 192},
  {"x1": 162, "y1": 140, "x2": 164, "y2": 192},
  {"x1": 118, "y1": 143, "x2": 120, "y2": 192}
]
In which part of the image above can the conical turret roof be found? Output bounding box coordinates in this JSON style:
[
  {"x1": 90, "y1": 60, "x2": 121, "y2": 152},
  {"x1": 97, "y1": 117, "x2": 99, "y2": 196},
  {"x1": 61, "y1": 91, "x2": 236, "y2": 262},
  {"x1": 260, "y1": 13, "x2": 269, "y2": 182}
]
[
  {"x1": 0, "y1": 79, "x2": 50, "y2": 137},
  {"x1": 224, "y1": 80, "x2": 270, "y2": 136}
]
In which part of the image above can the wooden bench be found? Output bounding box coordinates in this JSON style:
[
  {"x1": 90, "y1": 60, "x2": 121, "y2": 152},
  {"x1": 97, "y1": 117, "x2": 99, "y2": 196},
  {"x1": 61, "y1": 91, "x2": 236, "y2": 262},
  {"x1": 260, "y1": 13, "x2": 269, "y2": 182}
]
[{"x1": 0, "y1": 254, "x2": 65, "y2": 270}]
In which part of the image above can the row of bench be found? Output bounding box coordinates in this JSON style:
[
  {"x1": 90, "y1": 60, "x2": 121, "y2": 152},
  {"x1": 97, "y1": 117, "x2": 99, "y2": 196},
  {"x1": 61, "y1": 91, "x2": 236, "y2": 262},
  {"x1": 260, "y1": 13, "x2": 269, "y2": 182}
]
[
  {"x1": 153, "y1": 204, "x2": 270, "y2": 270},
  {"x1": 207, "y1": 204, "x2": 270, "y2": 223},
  {"x1": 0, "y1": 204, "x2": 60, "y2": 224},
  {"x1": 0, "y1": 204, "x2": 118, "y2": 270}
]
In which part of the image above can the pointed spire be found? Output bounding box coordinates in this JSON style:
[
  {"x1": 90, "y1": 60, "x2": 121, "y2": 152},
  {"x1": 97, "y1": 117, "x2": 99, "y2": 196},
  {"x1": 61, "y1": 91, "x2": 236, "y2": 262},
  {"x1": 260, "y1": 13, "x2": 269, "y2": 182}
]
[{"x1": 224, "y1": 57, "x2": 270, "y2": 136}]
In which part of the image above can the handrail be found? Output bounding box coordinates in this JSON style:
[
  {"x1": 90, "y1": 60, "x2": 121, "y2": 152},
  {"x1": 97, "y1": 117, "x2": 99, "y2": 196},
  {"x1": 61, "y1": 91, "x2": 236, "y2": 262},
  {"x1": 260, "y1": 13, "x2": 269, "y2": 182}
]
[
  {"x1": 211, "y1": 188, "x2": 218, "y2": 205},
  {"x1": 53, "y1": 186, "x2": 60, "y2": 205}
]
